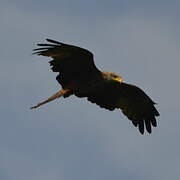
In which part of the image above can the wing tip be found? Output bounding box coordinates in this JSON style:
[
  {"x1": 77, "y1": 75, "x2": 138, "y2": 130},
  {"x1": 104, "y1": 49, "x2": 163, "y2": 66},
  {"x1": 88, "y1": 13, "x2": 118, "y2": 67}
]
[
  {"x1": 46, "y1": 39, "x2": 63, "y2": 45},
  {"x1": 132, "y1": 116, "x2": 157, "y2": 135},
  {"x1": 138, "y1": 120, "x2": 145, "y2": 135}
]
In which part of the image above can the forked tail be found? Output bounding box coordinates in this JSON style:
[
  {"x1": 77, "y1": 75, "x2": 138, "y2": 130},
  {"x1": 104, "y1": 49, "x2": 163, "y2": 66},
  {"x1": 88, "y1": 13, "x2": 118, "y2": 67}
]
[{"x1": 30, "y1": 89, "x2": 69, "y2": 109}]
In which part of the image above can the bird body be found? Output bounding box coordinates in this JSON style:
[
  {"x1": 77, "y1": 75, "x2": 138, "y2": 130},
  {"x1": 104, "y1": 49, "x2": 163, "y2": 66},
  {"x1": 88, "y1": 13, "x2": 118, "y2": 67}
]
[{"x1": 31, "y1": 39, "x2": 159, "y2": 134}]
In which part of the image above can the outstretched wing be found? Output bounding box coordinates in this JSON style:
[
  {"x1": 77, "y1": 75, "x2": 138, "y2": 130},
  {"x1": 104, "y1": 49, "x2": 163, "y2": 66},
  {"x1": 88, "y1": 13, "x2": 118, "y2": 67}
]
[
  {"x1": 86, "y1": 81, "x2": 159, "y2": 134},
  {"x1": 117, "y1": 83, "x2": 159, "y2": 134},
  {"x1": 33, "y1": 39, "x2": 100, "y2": 88}
]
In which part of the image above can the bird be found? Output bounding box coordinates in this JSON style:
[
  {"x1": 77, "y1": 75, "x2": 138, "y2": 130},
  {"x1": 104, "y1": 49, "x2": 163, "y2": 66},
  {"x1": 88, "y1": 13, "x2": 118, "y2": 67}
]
[{"x1": 31, "y1": 39, "x2": 160, "y2": 134}]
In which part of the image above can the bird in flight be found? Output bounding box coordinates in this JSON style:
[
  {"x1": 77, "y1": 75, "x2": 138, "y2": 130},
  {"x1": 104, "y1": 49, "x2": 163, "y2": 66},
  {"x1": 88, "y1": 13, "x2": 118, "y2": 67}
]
[{"x1": 31, "y1": 39, "x2": 159, "y2": 134}]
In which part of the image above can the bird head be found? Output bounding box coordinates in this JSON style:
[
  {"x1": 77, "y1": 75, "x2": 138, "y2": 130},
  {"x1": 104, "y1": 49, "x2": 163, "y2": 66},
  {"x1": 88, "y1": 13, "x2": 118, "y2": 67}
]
[{"x1": 103, "y1": 72, "x2": 123, "y2": 83}]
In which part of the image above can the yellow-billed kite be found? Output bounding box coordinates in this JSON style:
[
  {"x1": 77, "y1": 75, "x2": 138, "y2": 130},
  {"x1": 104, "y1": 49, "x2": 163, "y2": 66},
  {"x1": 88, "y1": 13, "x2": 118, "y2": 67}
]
[{"x1": 31, "y1": 39, "x2": 160, "y2": 134}]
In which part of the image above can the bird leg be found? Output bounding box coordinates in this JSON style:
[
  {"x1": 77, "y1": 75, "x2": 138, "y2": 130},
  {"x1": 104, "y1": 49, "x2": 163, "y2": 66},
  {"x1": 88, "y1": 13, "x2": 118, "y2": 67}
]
[{"x1": 30, "y1": 89, "x2": 69, "y2": 109}]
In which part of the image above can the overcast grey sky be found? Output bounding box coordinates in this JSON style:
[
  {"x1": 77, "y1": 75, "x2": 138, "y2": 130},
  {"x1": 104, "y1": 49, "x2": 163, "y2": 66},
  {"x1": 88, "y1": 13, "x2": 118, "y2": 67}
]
[{"x1": 1, "y1": 0, "x2": 180, "y2": 180}]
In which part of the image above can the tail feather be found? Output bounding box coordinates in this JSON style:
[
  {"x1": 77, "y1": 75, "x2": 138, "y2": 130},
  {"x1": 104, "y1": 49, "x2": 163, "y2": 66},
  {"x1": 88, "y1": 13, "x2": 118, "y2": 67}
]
[{"x1": 30, "y1": 89, "x2": 69, "y2": 109}]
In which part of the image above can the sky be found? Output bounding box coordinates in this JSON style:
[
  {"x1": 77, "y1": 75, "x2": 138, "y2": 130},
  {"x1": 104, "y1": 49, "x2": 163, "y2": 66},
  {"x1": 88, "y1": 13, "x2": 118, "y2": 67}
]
[{"x1": 1, "y1": 0, "x2": 180, "y2": 180}]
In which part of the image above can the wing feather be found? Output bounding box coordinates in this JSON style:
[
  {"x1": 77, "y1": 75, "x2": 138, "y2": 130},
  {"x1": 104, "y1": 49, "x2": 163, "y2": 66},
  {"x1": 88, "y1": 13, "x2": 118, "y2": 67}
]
[
  {"x1": 86, "y1": 81, "x2": 159, "y2": 134},
  {"x1": 33, "y1": 39, "x2": 100, "y2": 87},
  {"x1": 117, "y1": 83, "x2": 159, "y2": 134}
]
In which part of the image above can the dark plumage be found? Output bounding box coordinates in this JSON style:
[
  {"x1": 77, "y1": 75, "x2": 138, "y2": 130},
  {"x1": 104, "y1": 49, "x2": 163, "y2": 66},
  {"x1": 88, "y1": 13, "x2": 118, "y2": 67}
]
[{"x1": 31, "y1": 39, "x2": 160, "y2": 134}]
